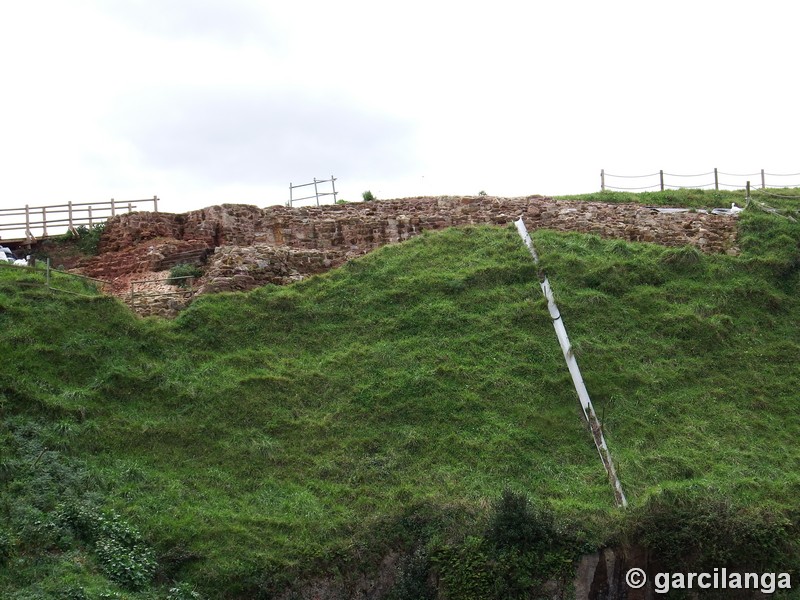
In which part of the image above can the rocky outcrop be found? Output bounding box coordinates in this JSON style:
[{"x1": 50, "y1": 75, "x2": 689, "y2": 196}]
[
  {"x1": 98, "y1": 196, "x2": 739, "y2": 259},
  {"x1": 199, "y1": 245, "x2": 346, "y2": 293},
  {"x1": 81, "y1": 196, "x2": 741, "y2": 316}
]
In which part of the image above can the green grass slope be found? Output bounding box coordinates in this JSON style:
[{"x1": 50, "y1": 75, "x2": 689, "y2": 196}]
[{"x1": 2, "y1": 198, "x2": 800, "y2": 597}]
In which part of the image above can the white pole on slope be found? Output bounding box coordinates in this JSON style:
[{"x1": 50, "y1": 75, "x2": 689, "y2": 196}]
[{"x1": 514, "y1": 218, "x2": 628, "y2": 508}]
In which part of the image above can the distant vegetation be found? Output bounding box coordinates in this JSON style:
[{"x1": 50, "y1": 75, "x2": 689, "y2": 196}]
[{"x1": 1, "y1": 189, "x2": 800, "y2": 597}]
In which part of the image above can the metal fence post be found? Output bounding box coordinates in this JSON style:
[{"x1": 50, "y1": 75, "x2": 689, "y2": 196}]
[
  {"x1": 659, "y1": 170, "x2": 664, "y2": 191},
  {"x1": 714, "y1": 168, "x2": 719, "y2": 191},
  {"x1": 331, "y1": 175, "x2": 338, "y2": 203},
  {"x1": 313, "y1": 178, "x2": 320, "y2": 207},
  {"x1": 746, "y1": 181, "x2": 751, "y2": 202},
  {"x1": 601, "y1": 169, "x2": 605, "y2": 192},
  {"x1": 761, "y1": 169, "x2": 766, "y2": 190},
  {"x1": 153, "y1": 195, "x2": 159, "y2": 213}
]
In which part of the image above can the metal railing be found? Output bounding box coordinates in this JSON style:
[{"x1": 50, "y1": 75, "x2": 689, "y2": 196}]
[
  {"x1": 288, "y1": 176, "x2": 338, "y2": 207},
  {"x1": 0, "y1": 197, "x2": 159, "y2": 243}
]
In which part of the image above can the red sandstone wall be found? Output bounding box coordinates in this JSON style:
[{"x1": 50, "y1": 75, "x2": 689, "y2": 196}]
[
  {"x1": 84, "y1": 196, "x2": 740, "y2": 311},
  {"x1": 99, "y1": 196, "x2": 739, "y2": 258}
]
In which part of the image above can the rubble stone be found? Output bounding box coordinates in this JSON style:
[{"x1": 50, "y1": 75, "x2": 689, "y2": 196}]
[{"x1": 80, "y1": 196, "x2": 740, "y2": 317}]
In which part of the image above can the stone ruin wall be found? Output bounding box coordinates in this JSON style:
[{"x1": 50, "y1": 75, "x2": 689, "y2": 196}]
[{"x1": 80, "y1": 196, "x2": 740, "y2": 315}]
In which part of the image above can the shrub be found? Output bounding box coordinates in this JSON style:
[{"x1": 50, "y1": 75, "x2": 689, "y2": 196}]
[
  {"x1": 362, "y1": 190, "x2": 376, "y2": 202},
  {"x1": 58, "y1": 503, "x2": 156, "y2": 590},
  {"x1": 431, "y1": 491, "x2": 579, "y2": 599},
  {"x1": 168, "y1": 263, "x2": 203, "y2": 287},
  {"x1": 388, "y1": 547, "x2": 435, "y2": 600},
  {"x1": 0, "y1": 528, "x2": 12, "y2": 565},
  {"x1": 486, "y1": 489, "x2": 557, "y2": 555},
  {"x1": 59, "y1": 223, "x2": 106, "y2": 255},
  {"x1": 629, "y1": 489, "x2": 799, "y2": 572}
]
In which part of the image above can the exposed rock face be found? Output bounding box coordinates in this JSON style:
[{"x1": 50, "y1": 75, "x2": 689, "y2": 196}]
[
  {"x1": 80, "y1": 196, "x2": 741, "y2": 316},
  {"x1": 199, "y1": 245, "x2": 345, "y2": 294},
  {"x1": 98, "y1": 196, "x2": 739, "y2": 257}
]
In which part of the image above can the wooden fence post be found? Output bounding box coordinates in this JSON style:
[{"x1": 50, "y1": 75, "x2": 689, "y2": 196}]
[
  {"x1": 111, "y1": 198, "x2": 115, "y2": 217},
  {"x1": 88, "y1": 206, "x2": 93, "y2": 226},
  {"x1": 68, "y1": 201, "x2": 73, "y2": 230},
  {"x1": 746, "y1": 181, "x2": 751, "y2": 202},
  {"x1": 660, "y1": 170, "x2": 664, "y2": 191},
  {"x1": 25, "y1": 204, "x2": 30, "y2": 238},
  {"x1": 41, "y1": 207, "x2": 47, "y2": 238},
  {"x1": 601, "y1": 169, "x2": 605, "y2": 192},
  {"x1": 714, "y1": 168, "x2": 719, "y2": 191}
]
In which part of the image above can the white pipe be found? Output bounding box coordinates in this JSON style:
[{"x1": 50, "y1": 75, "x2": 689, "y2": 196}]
[{"x1": 514, "y1": 218, "x2": 628, "y2": 508}]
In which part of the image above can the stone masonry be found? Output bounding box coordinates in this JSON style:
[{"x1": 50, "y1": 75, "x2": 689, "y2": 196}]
[{"x1": 80, "y1": 195, "x2": 740, "y2": 315}]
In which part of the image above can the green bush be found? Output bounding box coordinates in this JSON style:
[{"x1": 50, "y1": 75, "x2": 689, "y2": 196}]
[
  {"x1": 629, "y1": 489, "x2": 799, "y2": 572},
  {"x1": 486, "y1": 489, "x2": 557, "y2": 555},
  {"x1": 387, "y1": 547, "x2": 435, "y2": 600},
  {"x1": 168, "y1": 263, "x2": 203, "y2": 287},
  {"x1": 0, "y1": 527, "x2": 12, "y2": 565},
  {"x1": 58, "y1": 223, "x2": 106, "y2": 255},
  {"x1": 431, "y1": 491, "x2": 580, "y2": 599},
  {"x1": 57, "y1": 503, "x2": 156, "y2": 590},
  {"x1": 362, "y1": 190, "x2": 376, "y2": 202}
]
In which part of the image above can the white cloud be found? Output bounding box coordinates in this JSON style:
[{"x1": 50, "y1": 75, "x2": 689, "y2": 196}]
[{"x1": 0, "y1": 0, "x2": 798, "y2": 214}]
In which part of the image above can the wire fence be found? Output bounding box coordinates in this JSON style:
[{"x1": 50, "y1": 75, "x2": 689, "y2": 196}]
[
  {"x1": 600, "y1": 169, "x2": 800, "y2": 192},
  {"x1": 0, "y1": 259, "x2": 112, "y2": 298}
]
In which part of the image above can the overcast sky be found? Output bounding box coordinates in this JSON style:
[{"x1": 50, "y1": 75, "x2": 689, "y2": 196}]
[{"x1": 1, "y1": 0, "x2": 798, "y2": 215}]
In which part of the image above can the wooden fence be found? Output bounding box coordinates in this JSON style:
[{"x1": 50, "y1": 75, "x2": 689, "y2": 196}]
[{"x1": 0, "y1": 197, "x2": 159, "y2": 243}]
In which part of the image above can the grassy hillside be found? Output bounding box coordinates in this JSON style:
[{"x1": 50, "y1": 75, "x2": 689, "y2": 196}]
[{"x1": 2, "y1": 194, "x2": 800, "y2": 598}]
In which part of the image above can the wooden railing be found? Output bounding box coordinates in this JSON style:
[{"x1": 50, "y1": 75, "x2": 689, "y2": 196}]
[{"x1": 0, "y1": 197, "x2": 159, "y2": 243}]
